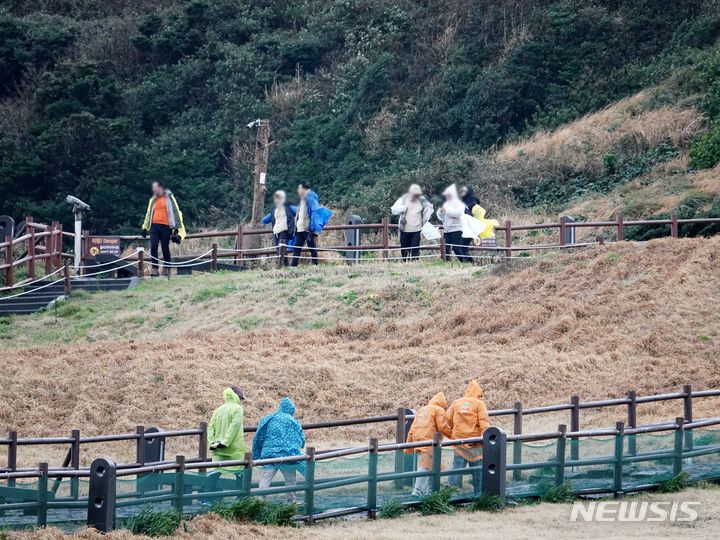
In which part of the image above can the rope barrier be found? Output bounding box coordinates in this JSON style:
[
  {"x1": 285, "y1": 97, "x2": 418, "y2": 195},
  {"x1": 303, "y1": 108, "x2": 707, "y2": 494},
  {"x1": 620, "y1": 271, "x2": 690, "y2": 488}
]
[
  {"x1": 74, "y1": 251, "x2": 138, "y2": 269},
  {"x1": 0, "y1": 276, "x2": 65, "y2": 300},
  {"x1": 144, "y1": 249, "x2": 214, "y2": 266},
  {"x1": 70, "y1": 260, "x2": 139, "y2": 279},
  {"x1": 0, "y1": 266, "x2": 64, "y2": 293}
]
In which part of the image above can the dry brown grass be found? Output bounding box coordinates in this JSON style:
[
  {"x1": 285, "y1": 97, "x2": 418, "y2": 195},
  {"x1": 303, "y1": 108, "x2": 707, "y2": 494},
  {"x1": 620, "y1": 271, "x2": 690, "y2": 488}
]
[
  {"x1": 10, "y1": 487, "x2": 720, "y2": 539},
  {"x1": 495, "y1": 91, "x2": 703, "y2": 178},
  {"x1": 2, "y1": 238, "x2": 719, "y2": 468}
]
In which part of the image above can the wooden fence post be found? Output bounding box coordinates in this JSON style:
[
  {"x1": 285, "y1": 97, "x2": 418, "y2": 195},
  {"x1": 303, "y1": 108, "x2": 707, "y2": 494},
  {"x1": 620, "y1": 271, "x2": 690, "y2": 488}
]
[
  {"x1": 38, "y1": 462, "x2": 48, "y2": 527},
  {"x1": 8, "y1": 431, "x2": 17, "y2": 488},
  {"x1": 211, "y1": 243, "x2": 218, "y2": 272},
  {"x1": 555, "y1": 424, "x2": 567, "y2": 486},
  {"x1": 277, "y1": 244, "x2": 287, "y2": 269},
  {"x1": 135, "y1": 426, "x2": 145, "y2": 466},
  {"x1": 53, "y1": 222, "x2": 62, "y2": 270},
  {"x1": 198, "y1": 421, "x2": 208, "y2": 461},
  {"x1": 367, "y1": 437, "x2": 378, "y2": 518},
  {"x1": 71, "y1": 429, "x2": 80, "y2": 499},
  {"x1": 671, "y1": 212, "x2": 679, "y2": 238},
  {"x1": 81, "y1": 230, "x2": 89, "y2": 276},
  {"x1": 616, "y1": 214, "x2": 624, "y2": 242},
  {"x1": 504, "y1": 220, "x2": 512, "y2": 258},
  {"x1": 381, "y1": 217, "x2": 389, "y2": 260},
  {"x1": 394, "y1": 407, "x2": 406, "y2": 488},
  {"x1": 439, "y1": 231, "x2": 446, "y2": 261},
  {"x1": 305, "y1": 447, "x2": 316, "y2": 525},
  {"x1": 137, "y1": 249, "x2": 144, "y2": 278},
  {"x1": 63, "y1": 260, "x2": 71, "y2": 296},
  {"x1": 613, "y1": 421, "x2": 624, "y2": 497},
  {"x1": 683, "y1": 385, "x2": 693, "y2": 451},
  {"x1": 236, "y1": 225, "x2": 244, "y2": 267},
  {"x1": 4, "y1": 235, "x2": 12, "y2": 288},
  {"x1": 45, "y1": 222, "x2": 57, "y2": 274},
  {"x1": 431, "y1": 432, "x2": 443, "y2": 493},
  {"x1": 513, "y1": 401, "x2": 523, "y2": 481},
  {"x1": 26, "y1": 216, "x2": 35, "y2": 280},
  {"x1": 570, "y1": 395, "x2": 580, "y2": 462},
  {"x1": 559, "y1": 217, "x2": 567, "y2": 247},
  {"x1": 673, "y1": 417, "x2": 685, "y2": 476},
  {"x1": 174, "y1": 455, "x2": 186, "y2": 513},
  {"x1": 627, "y1": 390, "x2": 637, "y2": 456}
]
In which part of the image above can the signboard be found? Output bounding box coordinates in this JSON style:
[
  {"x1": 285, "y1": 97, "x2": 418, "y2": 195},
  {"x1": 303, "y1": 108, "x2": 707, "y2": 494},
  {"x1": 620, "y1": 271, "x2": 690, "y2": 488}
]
[
  {"x1": 88, "y1": 236, "x2": 121, "y2": 258},
  {"x1": 259, "y1": 172, "x2": 267, "y2": 185},
  {"x1": 479, "y1": 238, "x2": 498, "y2": 248}
]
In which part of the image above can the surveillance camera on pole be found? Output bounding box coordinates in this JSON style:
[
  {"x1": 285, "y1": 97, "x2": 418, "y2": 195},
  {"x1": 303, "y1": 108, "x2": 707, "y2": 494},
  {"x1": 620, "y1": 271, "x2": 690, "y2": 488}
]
[{"x1": 66, "y1": 195, "x2": 91, "y2": 273}]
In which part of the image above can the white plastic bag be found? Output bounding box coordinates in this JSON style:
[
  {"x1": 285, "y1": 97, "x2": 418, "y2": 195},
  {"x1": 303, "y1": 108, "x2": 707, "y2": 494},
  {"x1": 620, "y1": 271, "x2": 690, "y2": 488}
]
[
  {"x1": 460, "y1": 214, "x2": 487, "y2": 239},
  {"x1": 421, "y1": 221, "x2": 441, "y2": 240}
]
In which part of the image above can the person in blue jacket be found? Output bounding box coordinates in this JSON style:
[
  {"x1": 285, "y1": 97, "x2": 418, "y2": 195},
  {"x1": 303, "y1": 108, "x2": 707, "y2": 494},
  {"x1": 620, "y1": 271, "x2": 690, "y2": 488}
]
[
  {"x1": 261, "y1": 190, "x2": 296, "y2": 266},
  {"x1": 290, "y1": 183, "x2": 332, "y2": 267},
  {"x1": 254, "y1": 397, "x2": 305, "y2": 501}
]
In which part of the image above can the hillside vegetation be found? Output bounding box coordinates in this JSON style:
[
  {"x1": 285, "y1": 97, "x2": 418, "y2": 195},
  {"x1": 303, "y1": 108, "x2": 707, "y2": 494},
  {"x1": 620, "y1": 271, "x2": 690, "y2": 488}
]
[
  {"x1": 2, "y1": 0, "x2": 720, "y2": 234},
  {"x1": 2, "y1": 238, "x2": 719, "y2": 466}
]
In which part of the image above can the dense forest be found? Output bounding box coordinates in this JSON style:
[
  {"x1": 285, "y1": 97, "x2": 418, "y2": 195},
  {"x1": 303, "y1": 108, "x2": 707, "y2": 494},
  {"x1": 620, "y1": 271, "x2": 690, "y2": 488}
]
[{"x1": 2, "y1": 0, "x2": 720, "y2": 234}]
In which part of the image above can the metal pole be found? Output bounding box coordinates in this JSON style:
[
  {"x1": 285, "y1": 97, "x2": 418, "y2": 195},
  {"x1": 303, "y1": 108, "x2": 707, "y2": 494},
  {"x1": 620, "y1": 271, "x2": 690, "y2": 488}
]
[
  {"x1": 481, "y1": 427, "x2": 507, "y2": 500},
  {"x1": 73, "y1": 215, "x2": 82, "y2": 273},
  {"x1": 8, "y1": 431, "x2": 17, "y2": 488}
]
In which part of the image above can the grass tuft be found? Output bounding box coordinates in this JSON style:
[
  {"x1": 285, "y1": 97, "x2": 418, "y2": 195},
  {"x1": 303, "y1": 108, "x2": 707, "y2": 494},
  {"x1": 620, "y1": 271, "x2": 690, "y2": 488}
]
[
  {"x1": 540, "y1": 481, "x2": 575, "y2": 503},
  {"x1": 378, "y1": 499, "x2": 404, "y2": 519},
  {"x1": 127, "y1": 507, "x2": 181, "y2": 537},
  {"x1": 469, "y1": 493, "x2": 504, "y2": 512},
  {"x1": 655, "y1": 472, "x2": 689, "y2": 493},
  {"x1": 419, "y1": 487, "x2": 456, "y2": 515}
]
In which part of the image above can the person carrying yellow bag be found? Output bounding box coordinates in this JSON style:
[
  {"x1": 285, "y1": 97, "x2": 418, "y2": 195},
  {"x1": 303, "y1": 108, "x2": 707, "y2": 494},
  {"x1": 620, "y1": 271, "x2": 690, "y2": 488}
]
[
  {"x1": 459, "y1": 185, "x2": 499, "y2": 243},
  {"x1": 405, "y1": 392, "x2": 451, "y2": 496},
  {"x1": 445, "y1": 380, "x2": 490, "y2": 494}
]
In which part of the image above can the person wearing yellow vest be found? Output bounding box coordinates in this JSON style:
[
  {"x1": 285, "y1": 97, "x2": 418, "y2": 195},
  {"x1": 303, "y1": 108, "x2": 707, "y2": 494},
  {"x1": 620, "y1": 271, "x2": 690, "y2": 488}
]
[{"x1": 141, "y1": 181, "x2": 186, "y2": 276}]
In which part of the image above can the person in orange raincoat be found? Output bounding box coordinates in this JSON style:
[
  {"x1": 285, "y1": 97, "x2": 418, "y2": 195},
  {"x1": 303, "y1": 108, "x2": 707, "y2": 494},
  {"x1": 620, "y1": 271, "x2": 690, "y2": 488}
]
[
  {"x1": 405, "y1": 392, "x2": 452, "y2": 496},
  {"x1": 445, "y1": 380, "x2": 490, "y2": 493}
]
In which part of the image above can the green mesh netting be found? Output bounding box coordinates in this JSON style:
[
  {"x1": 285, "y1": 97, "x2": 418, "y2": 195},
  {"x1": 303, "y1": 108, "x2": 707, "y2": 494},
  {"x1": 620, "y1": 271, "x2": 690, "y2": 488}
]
[{"x1": 2, "y1": 428, "x2": 720, "y2": 531}]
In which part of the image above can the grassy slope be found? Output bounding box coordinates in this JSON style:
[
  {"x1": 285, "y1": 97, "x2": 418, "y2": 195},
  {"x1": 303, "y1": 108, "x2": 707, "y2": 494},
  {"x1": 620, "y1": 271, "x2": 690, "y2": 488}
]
[
  {"x1": 11, "y1": 486, "x2": 720, "y2": 539},
  {"x1": 2, "y1": 238, "x2": 719, "y2": 467}
]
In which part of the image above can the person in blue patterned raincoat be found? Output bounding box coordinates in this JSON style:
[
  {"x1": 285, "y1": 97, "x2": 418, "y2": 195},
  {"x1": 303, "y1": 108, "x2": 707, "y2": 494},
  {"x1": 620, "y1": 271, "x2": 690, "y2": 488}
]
[{"x1": 254, "y1": 397, "x2": 305, "y2": 501}]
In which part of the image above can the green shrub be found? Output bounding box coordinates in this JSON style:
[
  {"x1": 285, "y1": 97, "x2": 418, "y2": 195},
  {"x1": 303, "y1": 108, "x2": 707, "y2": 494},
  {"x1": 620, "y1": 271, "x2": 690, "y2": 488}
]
[
  {"x1": 656, "y1": 472, "x2": 689, "y2": 493},
  {"x1": 127, "y1": 507, "x2": 181, "y2": 537},
  {"x1": 229, "y1": 497, "x2": 267, "y2": 522},
  {"x1": 378, "y1": 499, "x2": 404, "y2": 519},
  {"x1": 257, "y1": 501, "x2": 298, "y2": 526},
  {"x1": 55, "y1": 302, "x2": 85, "y2": 318},
  {"x1": 540, "y1": 481, "x2": 575, "y2": 503},
  {"x1": 191, "y1": 285, "x2": 235, "y2": 304},
  {"x1": 469, "y1": 493, "x2": 504, "y2": 512},
  {"x1": 689, "y1": 123, "x2": 720, "y2": 169},
  {"x1": 419, "y1": 487, "x2": 456, "y2": 515}
]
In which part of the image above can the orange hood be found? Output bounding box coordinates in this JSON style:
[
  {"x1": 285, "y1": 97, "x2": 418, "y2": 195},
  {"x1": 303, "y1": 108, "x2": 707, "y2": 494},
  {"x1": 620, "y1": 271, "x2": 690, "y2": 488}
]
[
  {"x1": 464, "y1": 380, "x2": 484, "y2": 399},
  {"x1": 428, "y1": 391, "x2": 448, "y2": 409}
]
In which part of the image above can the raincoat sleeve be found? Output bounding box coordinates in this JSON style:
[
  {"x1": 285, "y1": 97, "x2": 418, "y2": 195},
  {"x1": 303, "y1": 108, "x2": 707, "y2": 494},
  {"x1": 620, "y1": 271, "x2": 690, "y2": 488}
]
[
  {"x1": 437, "y1": 208, "x2": 446, "y2": 221},
  {"x1": 391, "y1": 197, "x2": 407, "y2": 215},
  {"x1": 444, "y1": 403, "x2": 455, "y2": 434},
  {"x1": 477, "y1": 401, "x2": 490, "y2": 434},
  {"x1": 471, "y1": 205, "x2": 486, "y2": 220},
  {"x1": 252, "y1": 415, "x2": 270, "y2": 458},
  {"x1": 261, "y1": 212, "x2": 272, "y2": 225},
  {"x1": 207, "y1": 409, "x2": 219, "y2": 443},
  {"x1": 169, "y1": 194, "x2": 187, "y2": 239},
  {"x1": 422, "y1": 201, "x2": 434, "y2": 224},
  {"x1": 222, "y1": 406, "x2": 244, "y2": 448},
  {"x1": 435, "y1": 409, "x2": 452, "y2": 438},
  {"x1": 142, "y1": 198, "x2": 153, "y2": 231}
]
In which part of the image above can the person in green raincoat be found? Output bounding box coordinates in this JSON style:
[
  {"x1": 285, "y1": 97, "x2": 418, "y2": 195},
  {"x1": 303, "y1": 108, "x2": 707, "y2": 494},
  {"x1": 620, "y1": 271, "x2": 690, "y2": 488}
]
[{"x1": 208, "y1": 386, "x2": 246, "y2": 468}]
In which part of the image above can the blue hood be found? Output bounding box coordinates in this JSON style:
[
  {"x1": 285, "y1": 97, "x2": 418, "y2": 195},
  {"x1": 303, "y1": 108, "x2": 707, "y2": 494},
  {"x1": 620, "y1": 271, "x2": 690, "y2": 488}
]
[{"x1": 279, "y1": 397, "x2": 296, "y2": 416}]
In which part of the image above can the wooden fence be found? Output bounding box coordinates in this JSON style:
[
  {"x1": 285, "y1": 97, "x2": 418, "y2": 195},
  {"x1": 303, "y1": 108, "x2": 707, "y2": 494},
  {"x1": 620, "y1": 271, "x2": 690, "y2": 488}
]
[
  {"x1": 2, "y1": 385, "x2": 717, "y2": 477},
  {"x1": 3, "y1": 213, "x2": 720, "y2": 290}
]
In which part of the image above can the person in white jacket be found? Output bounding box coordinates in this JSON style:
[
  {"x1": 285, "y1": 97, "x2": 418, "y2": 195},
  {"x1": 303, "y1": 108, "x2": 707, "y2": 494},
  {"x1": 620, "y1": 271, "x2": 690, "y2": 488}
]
[
  {"x1": 437, "y1": 184, "x2": 471, "y2": 262},
  {"x1": 391, "y1": 184, "x2": 434, "y2": 260}
]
